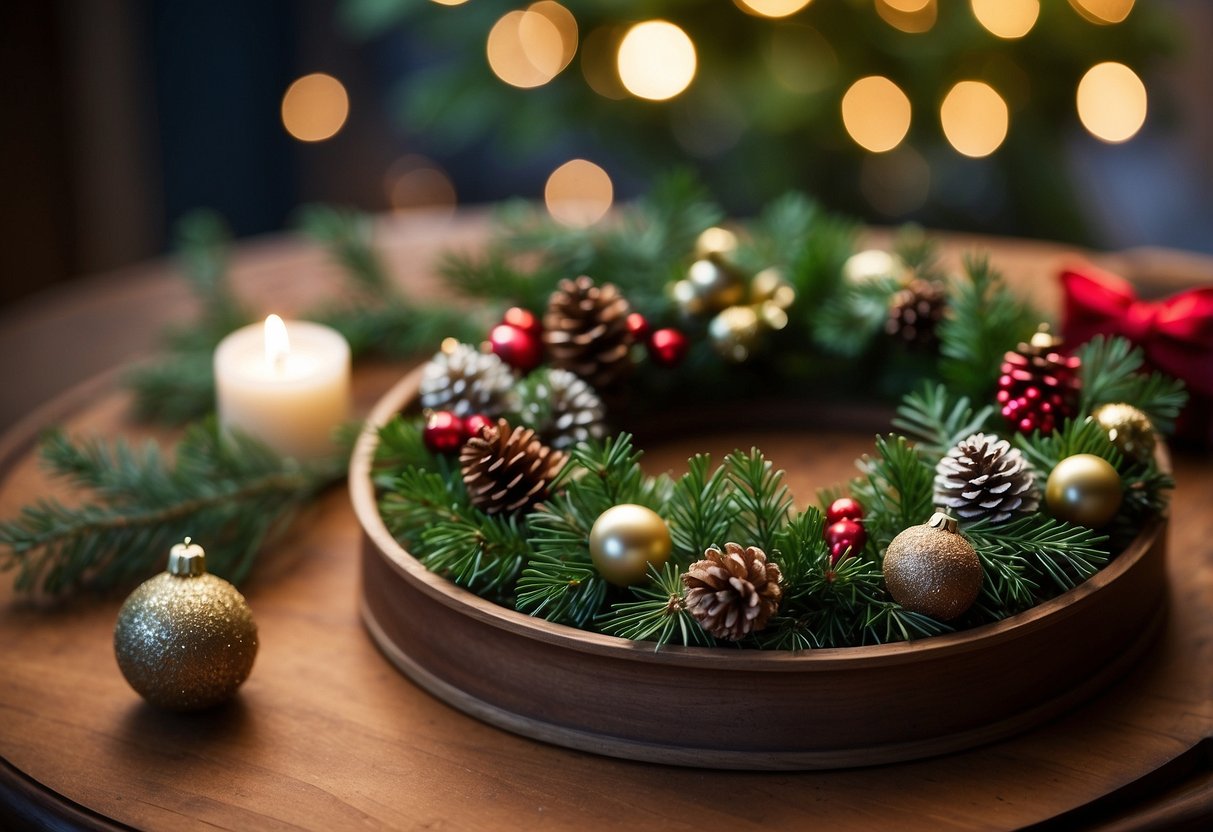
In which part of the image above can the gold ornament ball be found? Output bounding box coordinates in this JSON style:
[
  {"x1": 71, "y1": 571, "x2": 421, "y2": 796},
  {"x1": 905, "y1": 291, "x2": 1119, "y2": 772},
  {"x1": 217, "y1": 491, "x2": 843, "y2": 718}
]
[
  {"x1": 694, "y1": 226, "x2": 738, "y2": 260},
  {"x1": 1046, "y1": 453, "x2": 1123, "y2": 528},
  {"x1": 114, "y1": 539, "x2": 258, "y2": 711},
  {"x1": 589, "y1": 504, "x2": 672, "y2": 586},
  {"x1": 687, "y1": 258, "x2": 747, "y2": 311},
  {"x1": 882, "y1": 513, "x2": 983, "y2": 621},
  {"x1": 1091, "y1": 403, "x2": 1156, "y2": 463},
  {"x1": 750, "y1": 267, "x2": 796, "y2": 310},
  {"x1": 708, "y1": 305, "x2": 762, "y2": 363}
]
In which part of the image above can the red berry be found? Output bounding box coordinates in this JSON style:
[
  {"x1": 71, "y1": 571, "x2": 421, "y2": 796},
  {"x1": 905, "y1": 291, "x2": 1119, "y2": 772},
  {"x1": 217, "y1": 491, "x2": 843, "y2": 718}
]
[
  {"x1": 503, "y1": 307, "x2": 541, "y2": 336},
  {"x1": 489, "y1": 323, "x2": 544, "y2": 372},
  {"x1": 824, "y1": 519, "x2": 866, "y2": 553},
  {"x1": 647, "y1": 327, "x2": 688, "y2": 367},
  {"x1": 463, "y1": 413, "x2": 493, "y2": 439},
  {"x1": 826, "y1": 497, "x2": 864, "y2": 524},
  {"x1": 626, "y1": 312, "x2": 650, "y2": 340},
  {"x1": 829, "y1": 542, "x2": 852, "y2": 565},
  {"x1": 423, "y1": 411, "x2": 466, "y2": 453}
]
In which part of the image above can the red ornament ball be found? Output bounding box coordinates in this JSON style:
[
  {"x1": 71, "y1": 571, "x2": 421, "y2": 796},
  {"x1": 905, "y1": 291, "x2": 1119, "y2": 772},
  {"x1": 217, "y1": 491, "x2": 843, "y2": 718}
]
[
  {"x1": 647, "y1": 327, "x2": 689, "y2": 367},
  {"x1": 626, "y1": 312, "x2": 650, "y2": 340},
  {"x1": 825, "y1": 518, "x2": 866, "y2": 553},
  {"x1": 826, "y1": 497, "x2": 864, "y2": 524},
  {"x1": 489, "y1": 323, "x2": 544, "y2": 372},
  {"x1": 829, "y1": 542, "x2": 853, "y2": 565},
  {"x1": 423, "y1": 411, "x2": 466, "y2": 453},
  {"x1": 463, "y1": 413, "x2": 493, "y2": 439},
  {"x1": 503, "y1": 306, "x2": 541, "y2": 336}
]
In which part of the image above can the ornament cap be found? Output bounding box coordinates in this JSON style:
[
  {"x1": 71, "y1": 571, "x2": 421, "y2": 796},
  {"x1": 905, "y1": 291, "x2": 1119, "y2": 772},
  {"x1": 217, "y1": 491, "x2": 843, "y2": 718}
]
[
  {"x1": 927, "y1": 512, "x2": 959, "y2": 534},
  {"x1": 1028, "y1": 323, "x2": 1060, "y2": 351},
  {"x1": 167, "y1": 537, "x2": 207, "y2": 577}
]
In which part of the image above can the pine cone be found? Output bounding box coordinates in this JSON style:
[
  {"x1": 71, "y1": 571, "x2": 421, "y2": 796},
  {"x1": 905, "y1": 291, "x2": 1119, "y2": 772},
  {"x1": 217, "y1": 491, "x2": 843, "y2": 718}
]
[
  {"x1": 885, "y1": 279, "x2": 946, "y2": 348},
  {"x1": 934, "y1": 433, "x2": 1039, "y2": 524},
  {"x1": 996, "y1": 327, "x2": 1081, "y2": 434},
  {"x1": 682, "y1": 543, "x2": 783, "y2": 641},
  {"x1": 420, "y1": 342, "x2": 514, "y2": 418},
  {"x1": 459, "y1": 418, "x2": 566, "y2": 515},
  {"x1": 520, "y1": 369, "x2": 607, "y2": 450},
  {"x1": 543, "y1": 276, "x2": 635, "y2": 391}
]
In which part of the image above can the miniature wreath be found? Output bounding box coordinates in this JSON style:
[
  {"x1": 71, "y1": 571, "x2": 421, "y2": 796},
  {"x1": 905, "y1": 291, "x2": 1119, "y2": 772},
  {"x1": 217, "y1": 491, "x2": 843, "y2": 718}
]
[{"x1": 372, "y1": 228, "x2": 1185, "y2": 650}]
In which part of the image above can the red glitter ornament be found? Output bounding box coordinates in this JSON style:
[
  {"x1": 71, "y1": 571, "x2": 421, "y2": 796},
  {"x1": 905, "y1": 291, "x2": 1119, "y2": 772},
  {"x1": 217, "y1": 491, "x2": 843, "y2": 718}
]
[
  {"x1": 503, "y1": 307, "x2": 541, "y2": 336},
  {"x1": 647, "y1": 327, "x2": 689, "y2": 367},
  {"x1": 826, "y1": 497, "x2": 864, "y2": 525},
  {"x1": 489, "y1": 323, "x2": 544, "y2": 372},
  {"x1": 626, "y1": 312, "x2": 650, "y2": 340},
  {"x1": 423, "y1": 411, "x2": 466, "y2": 453},
  {"x1": 995, "y1": 327, "x2": 1081, "y2": 434},
  {"x1": 463, "y1": 413, "x2": 493, "y2": 439}
]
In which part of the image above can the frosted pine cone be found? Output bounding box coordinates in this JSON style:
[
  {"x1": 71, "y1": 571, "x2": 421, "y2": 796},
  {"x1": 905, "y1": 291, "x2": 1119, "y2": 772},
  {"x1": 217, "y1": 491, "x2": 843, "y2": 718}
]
[
  {"x1": 682, "y1": 543, "x2": 783, "y2": 641},
  {"x1": 419, "y1": 342, "x2": 514, "y2": 418},
  {"x1": 519, "y1": 369, "x2": 607, "y2": 450},
  {"x1": 459, "y1": 418, "x2": 566, "y2": 515},
  {"x1": 543, "y1": 276, "x2": 635, "y2": 391},
  {"x1": 934, "y1": 432, "x2": 1039, "y2": 524}
]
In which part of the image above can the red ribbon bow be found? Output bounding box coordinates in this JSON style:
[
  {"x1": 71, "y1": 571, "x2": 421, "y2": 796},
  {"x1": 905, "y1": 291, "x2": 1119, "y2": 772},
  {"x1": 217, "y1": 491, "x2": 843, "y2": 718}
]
[{"x1": 1060, "y1": 263, "x2": 1213, "y2": 398}]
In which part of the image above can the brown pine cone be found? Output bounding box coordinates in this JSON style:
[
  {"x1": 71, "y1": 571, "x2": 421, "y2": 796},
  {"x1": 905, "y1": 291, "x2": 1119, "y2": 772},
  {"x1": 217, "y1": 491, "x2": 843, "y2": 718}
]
[
  {"x1": 542, "y1": 276, "x2": 635, "y2": 391},
  {"x1": 682, "y1": 543, "x2": 783, "y2": 641},
  {"x1": 886, "y1": 278, "x2": 946, "y2": 348},
  {"x1": 459, "y1": 419, "x2": 566, "y2": 515}
]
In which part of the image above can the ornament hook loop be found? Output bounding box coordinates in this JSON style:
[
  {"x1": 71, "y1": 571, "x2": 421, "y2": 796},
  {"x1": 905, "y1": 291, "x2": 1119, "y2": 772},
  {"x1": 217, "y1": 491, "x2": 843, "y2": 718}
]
[
  {"x1": 927, "y1": 511, "x2": 960, "y2": 534},
  {"x1": 168, "y1": 537, "x2": 207, "y2": 577}
]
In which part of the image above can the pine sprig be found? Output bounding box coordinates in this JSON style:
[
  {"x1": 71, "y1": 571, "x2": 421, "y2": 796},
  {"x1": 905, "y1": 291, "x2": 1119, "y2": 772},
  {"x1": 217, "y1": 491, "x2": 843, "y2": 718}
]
[
  {"x1": 724, "y1": 449, "x2": 793, "y2": 553},
  {"x1": 963, "y1": 515, "x2": 1108, "y2": 594},
  {"x1": 1076, "y1": 335, "x2": 1188, "y2": 432},
  {"x1": 418, "y1": 513, "x2": 529, "y2": 600},
  {"x1": 850, "y1": 435, "x2": 935, "y2": 551},
  {"x1": 665, "y1": 454, "x2": 732, "y2": 564},
  {"x1": 0, "y1": 422, "x2": 341, "y2": 595},
  {"x1": 599, "y1": 563, "x2": 713, "y2": 650},
  {"x1": 892, "y1": 383, "x2": 995, "y2": 459},
  {"x1": 1014, "y1": 417, "x2": 1123, "y2": 474}
]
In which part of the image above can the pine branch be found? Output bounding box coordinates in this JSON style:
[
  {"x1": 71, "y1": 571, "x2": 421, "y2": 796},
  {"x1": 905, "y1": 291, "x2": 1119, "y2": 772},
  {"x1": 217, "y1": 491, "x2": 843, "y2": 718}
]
[
  {"x1": 1014, "y1": 417, "x2": 1123, "y2": 474},
  {"x1": 963, "y1": 515, "x2": 1108, "y2": 593},
  {"x1": 811, "y1": 275, "x2": 900, "y2": 358},
  {"x1": 892, "y1": 383, "x2": 995, "y2": 459},
  {"x1": 724, "y1": 449, "x2": 793, "y2": 554},
  {"x1": 1076, "y1": 335, "x2": 1188, "y2": 432},
  {"x1": 665, "y1": 454, "x2": 732, "y2": 564},
  {"x1": 771, "y1": 507, "x2": 830, "y2": 589},
  {"x1": 0, "y1": 422, "x2": 342, "y2": 595},
  {"x1": 418, "y1": 513, "x2": 529, "y2": 600},
  {"x1": 850, "y1": 435, "x2": 935, "y2": 551},
  {"x1": 295, "y1": 204, "x2": 389, "y2": 293},
  {"x1": 599, "y1": 563, "x2": 712, "y2": 649}
]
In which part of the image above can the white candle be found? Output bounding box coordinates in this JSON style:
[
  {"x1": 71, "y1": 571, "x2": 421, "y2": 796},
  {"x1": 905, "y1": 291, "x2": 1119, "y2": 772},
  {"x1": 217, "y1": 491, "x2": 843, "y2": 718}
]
[{"x1": 214, "y1": 315, "x2": 351, "y2": 460}]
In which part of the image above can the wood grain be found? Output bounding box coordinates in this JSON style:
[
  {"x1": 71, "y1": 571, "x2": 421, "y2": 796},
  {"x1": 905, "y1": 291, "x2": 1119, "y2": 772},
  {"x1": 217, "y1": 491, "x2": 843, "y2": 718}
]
[{"x1": 0, "y1": 214, "x2": 1210, "y2": 829}]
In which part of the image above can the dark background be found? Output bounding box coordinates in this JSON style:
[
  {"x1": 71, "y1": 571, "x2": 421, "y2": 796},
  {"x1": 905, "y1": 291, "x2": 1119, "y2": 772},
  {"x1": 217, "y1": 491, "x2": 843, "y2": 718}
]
[{"x1": 2, "y1": 0, "x2": 1210, "y2": 308}]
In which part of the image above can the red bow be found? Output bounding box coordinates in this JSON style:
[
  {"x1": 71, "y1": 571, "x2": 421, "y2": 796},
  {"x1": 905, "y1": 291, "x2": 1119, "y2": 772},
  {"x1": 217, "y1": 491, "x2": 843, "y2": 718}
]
[{"x1": 1061, "y1": 263, "x2": 1213, "y2": 398}]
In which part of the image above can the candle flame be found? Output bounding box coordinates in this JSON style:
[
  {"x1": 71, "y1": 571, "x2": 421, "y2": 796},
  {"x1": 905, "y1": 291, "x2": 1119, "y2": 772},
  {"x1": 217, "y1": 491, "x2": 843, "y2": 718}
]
[{"x1": 264, "y1": 314, "x2": 291, "y2": 371}]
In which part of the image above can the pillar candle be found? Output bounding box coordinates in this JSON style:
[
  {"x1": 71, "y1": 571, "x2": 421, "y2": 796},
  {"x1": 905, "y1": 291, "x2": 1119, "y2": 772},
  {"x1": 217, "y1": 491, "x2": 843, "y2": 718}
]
[{"x1": 214, "y1": 315, "x2": 350, "y2": 460}]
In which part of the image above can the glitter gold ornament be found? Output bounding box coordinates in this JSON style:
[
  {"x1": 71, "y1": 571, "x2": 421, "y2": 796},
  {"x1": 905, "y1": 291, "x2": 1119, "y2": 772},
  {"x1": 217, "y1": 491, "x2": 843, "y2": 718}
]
[
  {"x1": 1091, "y1": 403, "x2": 1156, "y2": 463},
  {"x1": 1045, "y1": 453, "x2": 1123, "y2": 528},
  {"x1": 882, "y1": 513, "x2": 983, "y2": 621},
  {"x1": 114, "y1": 538, "x2": 258, "y2": 711},
  {"x1": 708, "y1": 305, "x2": 762, "y2": 363},
  {"x1": 588, "y1": 504, "x2": 671, "y2": 586}
]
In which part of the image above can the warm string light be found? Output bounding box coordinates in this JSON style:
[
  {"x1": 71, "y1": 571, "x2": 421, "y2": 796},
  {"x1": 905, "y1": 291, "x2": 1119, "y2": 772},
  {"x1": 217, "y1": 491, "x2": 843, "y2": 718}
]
[
  {"x1": 841, "y1": 76, "x2": 912, "y2": 153},
  {"x1": 874, "y1": 0, "x2": 937, "y2": 34},
  {"x1": 940, "y1": 81, "x2": 1009, "y2": 158},
  {"x1": 1068, "y1": 0, "x2": 1135, "y2": 25},
  {"x1": 734, "y1": 0, "x2": 812, "y2": 18},
  {"x1": 971, "y1": 0, "x2": 1039, "y2": 40},
  {"x1": 1077, "y1": 62, "x2": 1147, "y2": 143},
  {"x1": 544, "y1": 159, "x2": 614, "y2": 227},
  {"x1": 281, "y1": 73, "x2": 349, "y2": 142},
  {"x1": 487, "y1": 3, "x2": 578, "y2": 89},
  {"x1": 616, "y1": 20, "x2": 697, "y2": 101}
]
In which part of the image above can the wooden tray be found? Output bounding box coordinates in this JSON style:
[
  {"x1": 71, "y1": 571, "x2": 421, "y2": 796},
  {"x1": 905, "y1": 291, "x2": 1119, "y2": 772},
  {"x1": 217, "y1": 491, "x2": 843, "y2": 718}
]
[{"x1": 350, "y1": 370, "x2": 1169, "y2": 770}]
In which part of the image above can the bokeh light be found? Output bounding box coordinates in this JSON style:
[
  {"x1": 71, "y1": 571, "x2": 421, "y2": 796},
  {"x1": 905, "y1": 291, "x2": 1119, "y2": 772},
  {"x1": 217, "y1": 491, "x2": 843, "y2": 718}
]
[
  {"x1": 545, "y1": 159, "x2": 614, "y2": 227},
  {"x1": 940, "y1": 81, "x2": 1009, "y2": 158},
  {"x1": 734, "y1": 0, "x2": 812, "y2": 18},
  {"x1": 430, "y1": 0, "x2": 469, "y2": 6},
  {"x1": 281, "y1": 73, "x2": 349, "y2": 142},
  {"x1": 384, "y1": 155, "x2": 457, "y2": 216},
  {"x1": 841, "y1": 76, "x2": 912, "y2": 153},
  {"x1": 617, "y1": 21, "x2": 697, "y2": 101},
  {"x1": 487, "y1": 6, "x2": 577, "y2": 89},
  {"x1": 860, "y1": 145, "x2": 931, "y2": 216},
  {"x1": 875, "y1": 0, "x2": 937, "y2": 34},
  {"x1": 1077, "y1": 62, "x2": 1147, "y2": 143},
  {"x1": 1068, "y1": 0, "x2": 1134, "y2": 25},
  {"x1": 971, "y1": 0, "x2": 1039, "y2": 39}
]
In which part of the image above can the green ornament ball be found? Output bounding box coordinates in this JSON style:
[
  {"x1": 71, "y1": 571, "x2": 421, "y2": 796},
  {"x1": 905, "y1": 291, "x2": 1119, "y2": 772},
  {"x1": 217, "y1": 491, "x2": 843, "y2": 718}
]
[{"x1": 588, "y1": 504, "x2": 672, "y2": 586}]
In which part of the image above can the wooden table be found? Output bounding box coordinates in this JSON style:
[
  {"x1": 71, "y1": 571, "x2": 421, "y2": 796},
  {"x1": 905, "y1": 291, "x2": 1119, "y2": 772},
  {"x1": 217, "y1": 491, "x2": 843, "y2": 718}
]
[{"x1": 1, "y1": 210, "x2": 1211, "y2": 830}]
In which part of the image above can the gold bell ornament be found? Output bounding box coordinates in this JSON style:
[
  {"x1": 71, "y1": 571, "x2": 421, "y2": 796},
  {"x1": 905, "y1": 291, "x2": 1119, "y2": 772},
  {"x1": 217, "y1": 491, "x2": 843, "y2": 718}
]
[{"x1": 114, "y1": 538, "x2": 258, "y2": 710}]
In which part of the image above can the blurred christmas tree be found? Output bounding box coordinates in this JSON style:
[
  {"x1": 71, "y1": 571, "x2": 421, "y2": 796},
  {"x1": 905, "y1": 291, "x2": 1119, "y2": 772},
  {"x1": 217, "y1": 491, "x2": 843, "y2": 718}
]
[{"x1": 338, "y1": 0, "x2": 1174, "y2": 244}]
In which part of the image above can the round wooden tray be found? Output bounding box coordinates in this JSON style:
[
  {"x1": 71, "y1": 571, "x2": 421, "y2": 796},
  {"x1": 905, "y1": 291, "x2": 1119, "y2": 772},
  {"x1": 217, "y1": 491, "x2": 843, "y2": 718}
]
[{"x1": 350, "y1": 370, "x2": 1169, "y2": 770}]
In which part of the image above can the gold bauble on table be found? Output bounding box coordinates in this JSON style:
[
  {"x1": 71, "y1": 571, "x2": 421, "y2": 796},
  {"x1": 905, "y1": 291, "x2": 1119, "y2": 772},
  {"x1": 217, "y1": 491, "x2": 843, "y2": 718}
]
[
  {"x1": 1045, "y1": 453, "x2": 1123, "y2": 528},
  {"x1": 708, "y1": 305, "x2": 762, "y2": 363},
  {"x1": 588, "y1": 504, "x2": 672, "y2": 586},
  {"x1": 1091, "y1": 403, "x2": 1156, "y2": 463},
  {"x1": 114, "y1": 538, "x2": 258, "y2": 711},
  {"x1": 882, "y1": 512, "x2": 983, "y2": 621}
]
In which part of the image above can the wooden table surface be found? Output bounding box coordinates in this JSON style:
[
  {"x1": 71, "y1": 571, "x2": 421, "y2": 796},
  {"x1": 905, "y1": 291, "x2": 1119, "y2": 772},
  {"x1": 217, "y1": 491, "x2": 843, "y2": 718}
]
[{"x1": 1, "y1": 210, "x2": 1211, "y2": 831}]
